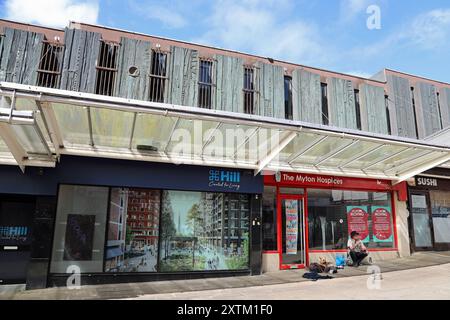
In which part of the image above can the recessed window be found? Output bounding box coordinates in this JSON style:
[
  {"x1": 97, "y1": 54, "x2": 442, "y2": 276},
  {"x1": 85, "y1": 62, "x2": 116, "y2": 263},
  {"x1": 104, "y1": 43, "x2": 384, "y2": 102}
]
[
  {"x1": 149, "y1": 50, "x2": 168, "y2": 103},
  {"x1": 95, "y1": 41, "x2": 119, "y2": 96},
  {"x1": 354, "y1": 89, "x2": 362, "y2": 130},
  {"x1": 437, "y1": 92, "x2": 443, "y2": 129},
  {"x1": 243, "y1": 66, "x2": 256, "y2": 114},
  {"x1": 411, "y1": 87, "x2": 419, "y2": 139},
  {"x1": 198, "y1": 59, "x2": 214, "y2": 109},
  {"x1": 37, "y1": 41, "x2": 64, "y2": 88},
  {"x1": 321, "y1": 83, "x2": 329, "y2": 125},
  {"x1": 385, "y1": 95, "x2": 392, "y2": 135},
  {"x1": 284, "y1": 76, "x2": 293, "y2": 120}
]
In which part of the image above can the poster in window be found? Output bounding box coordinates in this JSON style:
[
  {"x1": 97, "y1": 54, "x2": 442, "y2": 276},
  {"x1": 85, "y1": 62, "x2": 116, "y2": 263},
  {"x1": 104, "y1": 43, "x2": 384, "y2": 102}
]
[
  {"x1": 63, "y1": 214, "x2": 96, "y2": 261},
  {"x1": 285, "y1": 200, "x2": 299, "y2": 255},
  {"x1": 346, "y1": 206, "x2": 369, "y2": 243},
  {"x1": 372, "y1": 206, "x2": 393, "y2": 242},
  {"x1": 159, "y1": 191, "x2": 250, "y2": 272}
]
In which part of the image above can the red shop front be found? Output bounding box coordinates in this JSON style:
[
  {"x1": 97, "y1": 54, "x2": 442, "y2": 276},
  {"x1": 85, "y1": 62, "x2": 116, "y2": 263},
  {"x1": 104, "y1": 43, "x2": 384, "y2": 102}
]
[{"x1": 262, "y1": 172, "x2": 407, "y2": 270}]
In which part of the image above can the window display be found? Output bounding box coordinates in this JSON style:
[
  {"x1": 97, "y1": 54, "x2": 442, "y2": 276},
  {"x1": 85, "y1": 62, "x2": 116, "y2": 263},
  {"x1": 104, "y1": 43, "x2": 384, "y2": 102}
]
[
  {"x1": 430, "y1": 191, "x2": 450, "y2": 244},
  {"x1": 50, "y1": 185, "x2": 109, "y2": 273},
  {"x1": 159, "y1": 191, "x2": 250, "y2": 272},
  {"x1": 104, "y1": 188, "x2": 160, "y2": 273},
  {"x1": 51, "y1": 184, "x2": 251, "y2": 275},
  {"x1": 307, "y1": 189, "x2": 394, "y2": 250}
]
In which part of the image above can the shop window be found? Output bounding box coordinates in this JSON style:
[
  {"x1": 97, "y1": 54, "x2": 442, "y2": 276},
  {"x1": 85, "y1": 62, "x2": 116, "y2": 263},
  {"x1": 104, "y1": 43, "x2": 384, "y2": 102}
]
[
  {"x1": 50, "y1": 185, "x2": 109, "y2": 273},
  {"x1": 37, "y1": 41, "x2": 64, "y2": 88},
  {"x1": 262, "y1": 186, "x2": 277, "y2": 251},
  {"x1": 149, "y1": 50, "x2": 168, "y2": 103},
  {"x1": 198, "y1": 59, "x2": 214, "y2": 109},
  {"x1": 95, "y1": 41, "x2": 119, "y2": 96},
  {"x1": 243, "y1": 67, "x2": 256, "y2": 114},
  {"x1": 307, "y1": 189, "x2": 394, "y2": 251},
  {"x1": 430, "y1": 191, "x2": 450, "y2": 244},
  {"x1": 159, "y1": 190, "x2": 250, "y2": 272}
]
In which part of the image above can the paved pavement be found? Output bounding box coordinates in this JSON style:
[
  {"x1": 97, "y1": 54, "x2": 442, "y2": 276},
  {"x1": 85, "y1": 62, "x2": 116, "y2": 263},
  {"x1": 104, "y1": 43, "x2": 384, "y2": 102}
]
[
  {"x1": 131, "y1": 263, "x2": 450, "y2": 300},
  {"x1": 1, "y1": 251, "x2": 450, "y2": 300}
]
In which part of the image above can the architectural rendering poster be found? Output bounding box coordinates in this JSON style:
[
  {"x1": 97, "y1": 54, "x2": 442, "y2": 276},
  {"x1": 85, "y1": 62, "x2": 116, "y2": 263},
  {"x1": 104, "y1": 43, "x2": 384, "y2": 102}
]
[
  {"x1": 159, "y1": 191, "x2": 249, "y2": 272},
  {"x1": 372, "y1": 206, "x2": 393, "y2": 242},
  {"x1": 346, "y1": 206, "x2": 370, "y2": 243},
  {"x1": 63, "y1": 214, "x2": 95, "y2": 261},
  {"x1": 104, "y1": 188, "x2": 160, "y2": 273},
  {"x1": 285, "y1": 200, "x2": 299, "y2": 255}
]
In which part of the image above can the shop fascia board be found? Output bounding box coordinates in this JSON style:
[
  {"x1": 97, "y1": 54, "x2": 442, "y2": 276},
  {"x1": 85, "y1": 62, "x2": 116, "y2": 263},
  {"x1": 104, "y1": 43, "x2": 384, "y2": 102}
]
[
  {"x1": 1, "y1": 82, "x2": 450, "y2": 181},
  {"x1": 264, "y1": 163, "x2": 400, "y2": 181}
]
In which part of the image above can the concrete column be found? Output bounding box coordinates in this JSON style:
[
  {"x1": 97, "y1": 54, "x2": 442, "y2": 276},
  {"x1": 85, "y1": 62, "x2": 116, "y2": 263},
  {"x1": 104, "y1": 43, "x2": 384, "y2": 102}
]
[{"x1": 395, "y1": 197, "x2": 411, "y2": 258}]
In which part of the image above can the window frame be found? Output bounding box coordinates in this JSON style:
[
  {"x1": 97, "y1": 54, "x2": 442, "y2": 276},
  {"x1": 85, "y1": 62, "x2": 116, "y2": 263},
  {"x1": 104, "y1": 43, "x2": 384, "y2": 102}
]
[
  {"x1": 36, "y1": 40, "x2": 64, "y2": 89},
  {"x1": 49, "y1": 183, "x2": 253, "y2": 275},
  {"x1": 243, "y1": 66, "x2": 257, "y2": 115},
  {"x1": 95, "y1": 40, "x2": 120, "y2": 96},
  {"x1": 198, "y1": 58, "x2": 215, "y2": 109},
  {"x1": 149, "y1": 49, "x2": 169, "y2": 103},
  {"x1": 321, "y1": 82, "x2": 329, "y2": 125},
  {"x1": 284, "y1": 76, "x2": 293, "y2": 120}
]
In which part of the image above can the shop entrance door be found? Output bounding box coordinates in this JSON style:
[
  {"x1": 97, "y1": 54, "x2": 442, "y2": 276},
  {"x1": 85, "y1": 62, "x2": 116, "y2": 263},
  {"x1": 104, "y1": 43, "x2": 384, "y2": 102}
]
[
  {"x1": 279, "y1": 195, "x2": 307, "y2": 269},
  {"x1": 409, "y1": 192, "x2": 435, "y2": 251},
  {"x1": 0, "y1": 195, "x2": 35, "y2": 284}
]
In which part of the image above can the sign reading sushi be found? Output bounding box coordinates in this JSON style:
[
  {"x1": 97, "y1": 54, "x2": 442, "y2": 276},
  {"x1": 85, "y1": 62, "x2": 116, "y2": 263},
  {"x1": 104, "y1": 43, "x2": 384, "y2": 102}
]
[{"x1": 285, "y1": 200, "x2": 299, "y2": 255}]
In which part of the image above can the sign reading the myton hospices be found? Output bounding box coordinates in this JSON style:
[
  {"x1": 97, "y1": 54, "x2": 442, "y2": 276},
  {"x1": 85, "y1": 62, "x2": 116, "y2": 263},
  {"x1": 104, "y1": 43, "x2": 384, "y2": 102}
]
[{"x1": 268, "y1": 172, "x2": 392, "y2": 191}]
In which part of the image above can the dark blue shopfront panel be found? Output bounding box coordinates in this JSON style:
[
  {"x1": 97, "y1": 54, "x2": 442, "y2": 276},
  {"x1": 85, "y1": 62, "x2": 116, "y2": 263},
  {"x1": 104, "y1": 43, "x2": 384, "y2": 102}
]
[{"x1": 0, "y1": 156, "x2": 263, "y2": 196}]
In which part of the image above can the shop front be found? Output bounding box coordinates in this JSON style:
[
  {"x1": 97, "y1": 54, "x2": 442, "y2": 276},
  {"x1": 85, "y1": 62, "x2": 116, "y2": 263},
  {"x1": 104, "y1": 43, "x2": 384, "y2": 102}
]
[
  {"x1": 0, "y1": 156, "x2": 263, "y2": 288},
  {"x1": 261, "y1": 172, "x2": 409, "y2": 272},
  {"x1": 2, "y1": 82, "x2": 450, "y2": 286},
  {"x1": 408, "y1": 169, "x2": 450, "y2": 252}
]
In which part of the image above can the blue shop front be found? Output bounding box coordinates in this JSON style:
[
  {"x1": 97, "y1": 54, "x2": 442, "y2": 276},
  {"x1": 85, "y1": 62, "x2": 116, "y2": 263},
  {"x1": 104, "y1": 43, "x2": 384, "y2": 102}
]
[{"x1": 0, "y1": 156, "x2": 263, "y2": 289}]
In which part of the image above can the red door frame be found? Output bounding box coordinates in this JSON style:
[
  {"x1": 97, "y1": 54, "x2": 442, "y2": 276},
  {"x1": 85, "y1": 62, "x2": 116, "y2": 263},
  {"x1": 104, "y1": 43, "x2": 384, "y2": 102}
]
[{"x1": 277, "y1": 192, "x2": 308, "y2": 270}]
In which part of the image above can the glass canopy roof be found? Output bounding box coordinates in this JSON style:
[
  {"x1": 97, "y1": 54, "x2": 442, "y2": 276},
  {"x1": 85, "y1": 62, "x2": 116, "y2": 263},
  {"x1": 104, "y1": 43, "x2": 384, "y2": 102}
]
[{"x1": 1, "y1": 82, "x2": 450, "y2": 182}]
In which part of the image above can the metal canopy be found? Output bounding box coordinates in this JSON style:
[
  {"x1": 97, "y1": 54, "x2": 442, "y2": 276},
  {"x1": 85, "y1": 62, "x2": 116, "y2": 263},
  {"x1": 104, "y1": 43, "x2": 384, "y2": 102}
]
[{"x1": 1, "y1": 82, "x2": 450, "y2": 183}]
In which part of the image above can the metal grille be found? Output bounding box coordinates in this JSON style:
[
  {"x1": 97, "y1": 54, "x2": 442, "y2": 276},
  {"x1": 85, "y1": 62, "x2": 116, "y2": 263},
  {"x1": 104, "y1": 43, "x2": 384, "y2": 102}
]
[
  {"x1": 95, "y1": 41, "x2": 119, "y2": 96},
  {"x1": 198, "y1": 59, "x2": 214, "y2": 109},
  {"x1": 37, "y1": 41, "x2": 64, "y2": 88},
  {"x1": 243, "y1": 67, "x2": 255, "y2": 114},
  {"x1": 149, "y1": 50, "x2": 168, "y2": 103}
]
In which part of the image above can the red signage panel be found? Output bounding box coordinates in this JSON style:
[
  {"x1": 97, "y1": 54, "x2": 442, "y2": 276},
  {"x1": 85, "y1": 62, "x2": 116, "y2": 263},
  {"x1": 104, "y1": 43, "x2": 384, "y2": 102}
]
[{"x1": 264, "y1": 172, "x2": 393, "y2": 191}]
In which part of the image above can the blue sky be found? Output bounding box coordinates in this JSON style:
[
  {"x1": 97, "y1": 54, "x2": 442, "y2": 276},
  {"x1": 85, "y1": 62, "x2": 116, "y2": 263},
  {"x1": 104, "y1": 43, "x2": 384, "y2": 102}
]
[{"x1": 2, "y1": 0, "x2": 450, "y2": 83}]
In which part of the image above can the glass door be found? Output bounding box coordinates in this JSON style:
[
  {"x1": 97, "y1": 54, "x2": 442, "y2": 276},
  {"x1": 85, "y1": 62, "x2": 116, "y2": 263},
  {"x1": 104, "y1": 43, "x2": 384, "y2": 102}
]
[
  {"x1": 279, "y1": 195, "x2": 306, "y2": 269},
  {"x1": 410, "y1": 192, "x2": 434, "y2": 251}
]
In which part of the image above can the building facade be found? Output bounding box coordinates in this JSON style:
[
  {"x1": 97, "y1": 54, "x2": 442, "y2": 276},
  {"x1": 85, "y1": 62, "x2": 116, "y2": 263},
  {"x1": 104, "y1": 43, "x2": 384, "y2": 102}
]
[{"x1": 1, "y1": 19, "x2": 450, "y2": 289}]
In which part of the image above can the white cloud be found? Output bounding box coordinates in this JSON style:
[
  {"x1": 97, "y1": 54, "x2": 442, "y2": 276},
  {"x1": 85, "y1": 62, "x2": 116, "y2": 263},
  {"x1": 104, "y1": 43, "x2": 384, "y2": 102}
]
[
  {"x1": 3, "y1": 0, "x2": 99, "y2": 28},
  {"x1": 339, "y1": 0, "x2": 372, "y2": 22},
  {"x1": 349, "y1": 8, "x2": 450, "y2": 62},
  {"x1": 128, "y1": 0, "x2": 188, "y2": 29},
  {"x1": 409, "y1": 9, "x2": 450, "y2": 50},
  {"x1": 194, "y1": 0, "x2": 328, "y2": 66}
]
